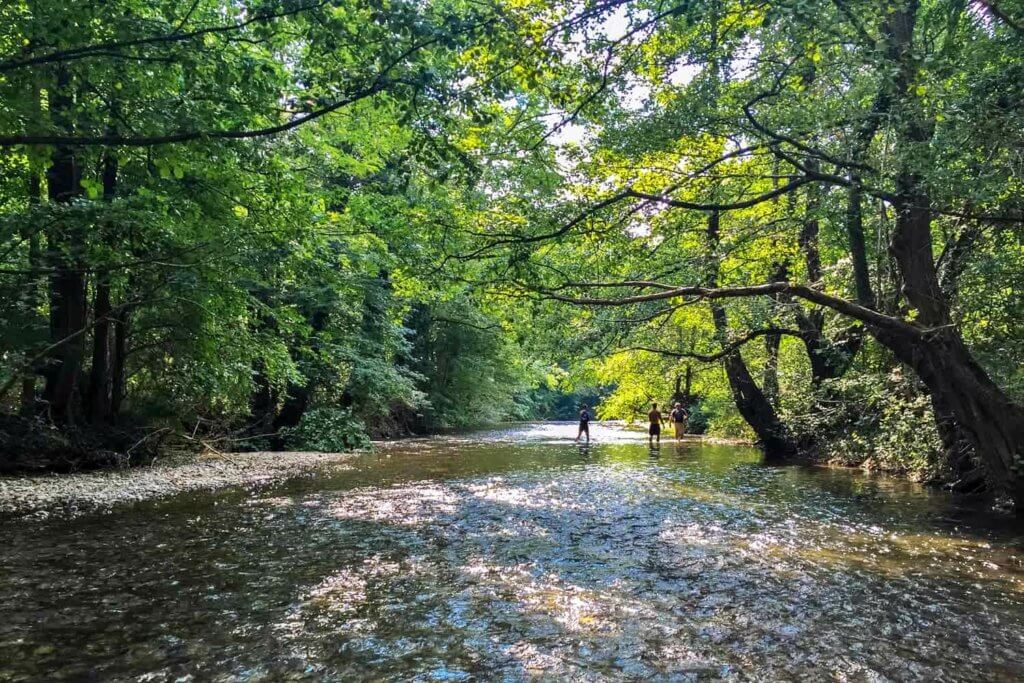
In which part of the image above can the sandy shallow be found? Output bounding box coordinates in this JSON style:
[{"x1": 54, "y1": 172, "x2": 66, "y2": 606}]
[{"x1": 0, "y1": 450, "x2": 355, "y2": 520}]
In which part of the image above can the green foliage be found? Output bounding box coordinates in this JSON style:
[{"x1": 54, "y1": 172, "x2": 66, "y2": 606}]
[
  {"x1": 2, "y1": 0, "x2": 1024, "y2": 498},
  {"x1": 407, "y1": 297, "x2": 541, "y2": 429},
  {"x1": 784, "y1": 366, "x2": 944, "y2": 480},
  {"x1": 281, "y1": 407, "x2": 372, "y2": 452}
]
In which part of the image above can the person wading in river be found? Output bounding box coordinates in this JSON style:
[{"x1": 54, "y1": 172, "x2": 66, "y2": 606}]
[
  {"x1": 648, "y1": 402, "x2": 666, "y2": 447},
  {"x1": 670, "y1": 402, "x2": 688, "y2": 442},
  {"x1": 575, "y1": 404, "x2": 591, "y2": 443}
]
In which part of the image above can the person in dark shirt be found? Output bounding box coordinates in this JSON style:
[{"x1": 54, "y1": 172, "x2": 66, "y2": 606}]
[
  {"x1": 648, "y1": 402, "x2": 666, "y2": 446},
  {"x1": 670, "y1": 402, "x2": 688, "y2": 441},
  {"x1": 575, "y1": 404, "x2": 591, "y2": 443}
]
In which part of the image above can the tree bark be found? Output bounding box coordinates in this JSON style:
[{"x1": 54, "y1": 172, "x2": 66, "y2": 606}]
[
  {"x1": 19, "y1": 172, "x2": 44, "y2": 416},
  {"x1": 40, "y1": 66, "x2": 86, "y2": 422},
  {"x1": 790, "y1": 178, "x2": 864, "y2": 384},
  {"x1": 84, "y1": 150, "x2": 118, "y2": 422},
  {"x1": 872, "y1": 0, "x2": 1024, "y2": 505},
  {"x1": 110, "y1": 306, "x2": 129, "y2": 418},
  {"x1": 847, "y1": 181, "x2": 876, "y2": 309},
  {"x1": 706, "y1": 211, "x2": 798, "y2": 460},
  {"x1": 85, "y1": 279, "x2": 113, "y2": 422}
]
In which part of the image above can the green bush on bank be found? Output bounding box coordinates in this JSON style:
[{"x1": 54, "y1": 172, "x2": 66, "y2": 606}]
[
  {"x1": 281, "y1": 407, "x2": 372, "y2": 452},
  {"x1": 784, "y1": 368, "x2": 944, "y2": 481}
]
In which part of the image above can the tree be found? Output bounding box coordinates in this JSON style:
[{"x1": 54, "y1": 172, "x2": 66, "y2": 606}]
[{"x1": 453, "y1": 0, "x2": 1024, "y2": 506}]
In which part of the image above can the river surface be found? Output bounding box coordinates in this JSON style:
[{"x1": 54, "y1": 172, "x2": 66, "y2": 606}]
[{"x1": 1, "y1": 422, "x2": 1023, "y2": 681}]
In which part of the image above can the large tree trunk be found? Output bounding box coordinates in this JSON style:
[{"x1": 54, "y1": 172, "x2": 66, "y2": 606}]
[
  {"x1": 84, "y1": 150, "x2": 118, "y2": 422},
  {"x1": 41, "y1": 67, "x2": 86, "y2": 422},
  {"x1": 931, "y1": 391, "x2": 985, "y2": 493},
  {"x1": 875, "y1": 322, "x2": 1024, "y2": 505},
  {"x1": 886, "y1": 159, "x2": 1024, "y2": 506},
  {"x1": 713, "y1": 306, "x2": 799, "y2": 460},
  {"x1": 707, "y1": 211, "x2": 798, "y2": 460},
  {"x1": 868, "y1": 0, "x2": 1024, "y2": 505}
]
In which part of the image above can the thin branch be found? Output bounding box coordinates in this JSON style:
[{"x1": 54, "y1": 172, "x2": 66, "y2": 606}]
[
  {"x1": 618, "y1": 327, "x2": 805, "y2": 363},
  {"x1": 0, "y1": 2, "x2": 329, "y2": 73}
]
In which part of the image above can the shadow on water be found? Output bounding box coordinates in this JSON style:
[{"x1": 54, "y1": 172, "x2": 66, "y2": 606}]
[{"x1": 1, "y1": 422, "x2": 1022, "y2": 681}]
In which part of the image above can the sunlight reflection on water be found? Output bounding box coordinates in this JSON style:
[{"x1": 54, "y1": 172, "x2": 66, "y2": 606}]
[{"x1": 1, "y1": 423, "x2": 1022, "y2": 681}]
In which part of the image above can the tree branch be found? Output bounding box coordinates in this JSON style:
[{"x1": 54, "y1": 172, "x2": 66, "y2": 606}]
[
  {"x1": 0, "y1": 2, "x2": 328, "y2": 73},
  {"x1": 619, "y1": 327, "x2": 805, "y2": 363},
  {"x1": 534, "y1": 281, "x2": 923, "y2": 336}
]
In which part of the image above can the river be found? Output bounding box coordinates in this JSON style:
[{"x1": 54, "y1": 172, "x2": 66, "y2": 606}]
[{"x1": 1, "y1": 422, "x2": 1022, "y2": 681}]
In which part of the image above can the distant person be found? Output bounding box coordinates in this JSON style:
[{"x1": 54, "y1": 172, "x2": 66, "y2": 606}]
[
  {"x1": 670, "y1": 402, "x2": 688, "y2": 441},
  {"x1": 648, "y1": 402, "x2": 666, "y2": 446},
  {"x1": 575, "y1": 404, "x2": 591, "y2": 443}
]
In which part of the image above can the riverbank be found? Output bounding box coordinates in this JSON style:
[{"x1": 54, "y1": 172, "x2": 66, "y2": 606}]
[
  {"x1": 0, "y1": 421, "x2": 765, "y2": 521},
  {"x1": 0, "y1": 422, "x2": 730, "y2": 520},
  {"x1": 0, "y1": 450, "x2": 356, "y2": 521}
]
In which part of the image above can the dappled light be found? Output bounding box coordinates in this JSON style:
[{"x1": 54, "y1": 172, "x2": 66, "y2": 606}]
[
  {"x1": 2, "y1": 0, "x2": 1024, "y2": 678},
  {"x1": 2, "y1": 425, "x2": 1021, "y2": 679}
]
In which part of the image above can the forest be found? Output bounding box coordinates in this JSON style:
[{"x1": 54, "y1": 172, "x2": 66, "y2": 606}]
[{"x1": 1, "y1": 0, "x2": 1023, "y2": 509}]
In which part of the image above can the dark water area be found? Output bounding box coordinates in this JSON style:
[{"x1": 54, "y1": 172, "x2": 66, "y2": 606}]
[{"x1": 1, "y1": 423, "x2": 1022, "y2": 681}]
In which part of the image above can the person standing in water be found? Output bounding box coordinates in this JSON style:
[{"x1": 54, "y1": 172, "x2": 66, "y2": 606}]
[
  {"x1": 670, "y1": 402, "x2": 688, "y2": 442},
  {"x1": 648, "y1": 402, "x2": 666, "y2": 446},
  {"x1": 575, "y1": 404, "x2": 591, "y2": 443}
]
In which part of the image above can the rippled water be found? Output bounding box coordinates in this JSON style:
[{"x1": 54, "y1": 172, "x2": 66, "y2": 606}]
[{"x1": 1, "y1": 423, "x2": 1023, "y2": 681}]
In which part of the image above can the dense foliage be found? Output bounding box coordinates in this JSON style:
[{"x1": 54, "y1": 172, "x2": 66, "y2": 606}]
[
  {"x1": 0, "y1": 0, "x2": 548, "y2": 459},
  {"x1": 1, "y1": 0, "x2": 1024, "y2": 509}
]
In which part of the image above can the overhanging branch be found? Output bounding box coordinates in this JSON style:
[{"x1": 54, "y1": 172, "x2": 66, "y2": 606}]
[
  {"x1": 535, "y1": 281, "x2": 922, "y2": 336},
  {"x1": 619, "y1": 327, "x2": 805, "y2": 363}
]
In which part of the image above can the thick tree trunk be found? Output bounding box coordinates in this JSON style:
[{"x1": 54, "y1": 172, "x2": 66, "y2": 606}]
[
  {"x1": 930, "y1": 391, "x2": 985, "y2": 493},
  {"x1": 110, "y1": 307, "x2": 129, "y2": 418},
  {"x1": 85, "y1": 151, "x2": 118, "y2": 422},
  {"x1": 889, "y1": 199, "x2": 1024, "y2": 503},
  {"x1": 706, "y1": 211, "x2": 798, "y2": 460},
  {"x1": 713, "y1": 306, "x2": 798, "y2": 460},
  {"x1": 875, "y1": 323, "x2": 1024, "y2": 505},
  {"x1": 40, "y1": 67, "x2": 86, "y2": 422},
  {"x1": 42, "y1": 236, "x2": 87, "y2": 422},
  {"x1": 86, "y1": 279, "x2": 113, "y2": 422}
]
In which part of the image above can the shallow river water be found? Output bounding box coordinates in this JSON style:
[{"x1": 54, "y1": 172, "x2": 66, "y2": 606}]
[{"x1": 1, "y1": 423, "x2": 1023, "y2": 681}]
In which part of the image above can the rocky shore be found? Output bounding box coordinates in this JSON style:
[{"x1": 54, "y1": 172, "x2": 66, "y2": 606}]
[{"x1": 0, "y1": 450, "x2": 355, "y2": 521}]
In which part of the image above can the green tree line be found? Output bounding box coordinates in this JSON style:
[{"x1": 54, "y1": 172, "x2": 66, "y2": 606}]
[{"x1": 2, "y1": 0, "x2": 1024, "y2": 512}]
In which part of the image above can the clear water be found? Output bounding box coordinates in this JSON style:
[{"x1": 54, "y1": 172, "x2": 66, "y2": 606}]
[{"x1": 1, "y1": 423, "x2": 1022, "y2": 681}]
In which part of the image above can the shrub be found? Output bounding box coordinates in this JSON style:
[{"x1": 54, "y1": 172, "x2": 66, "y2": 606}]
[
  {"x1": 784, "y1": 368, "x2": 944, "y2": 481},
  {"x1": 280, "y1": 406, "x2": 372, "y2": 452}
]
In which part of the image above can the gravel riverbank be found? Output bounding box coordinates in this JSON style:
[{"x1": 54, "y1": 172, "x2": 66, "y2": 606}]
[{"x1": 0, "y1": 451, "x2": 355, "y2": 521}]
